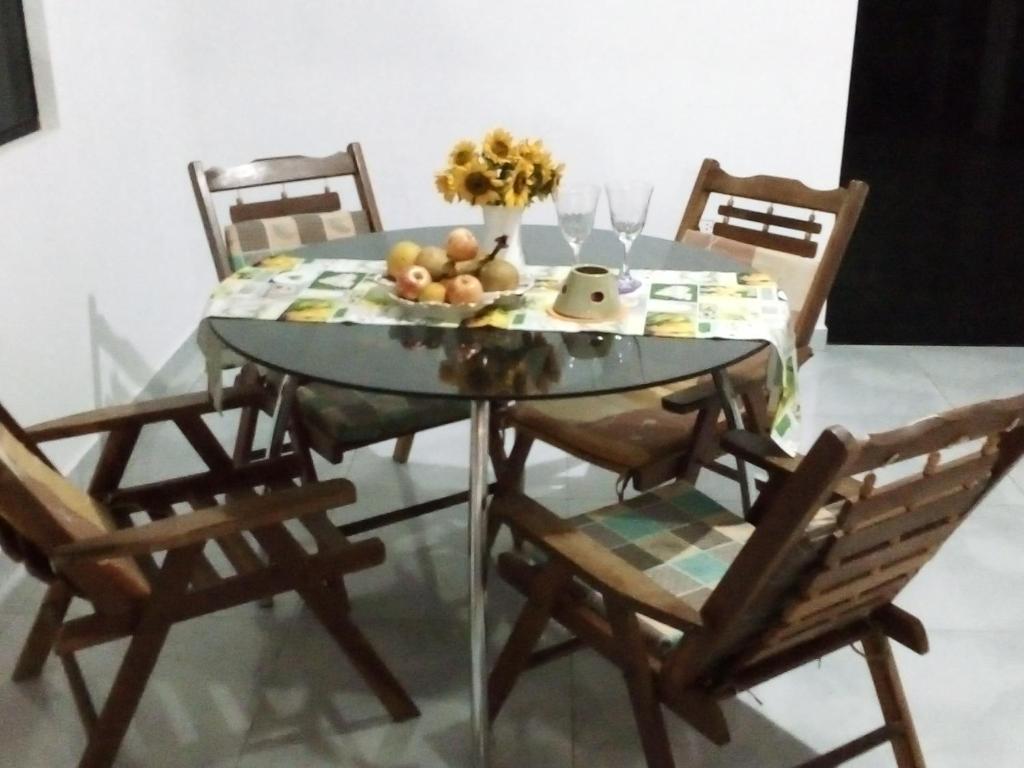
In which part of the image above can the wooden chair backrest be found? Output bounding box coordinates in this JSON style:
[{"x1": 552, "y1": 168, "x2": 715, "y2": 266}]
[
  {"x1": 189, "y1": 143, "x2": 383, "y2": 279},
  {"x1": 667, "y1": 393, "x2": 1024, "y2": 690},
  {"x1": 0, "y1": 422, "x2": 150, "y2": 608},
  {"x1": 0, "y1": 402, "x2": 57, "y2": 581},
  {"x1": 675, "y1": 158, "x2": 868, "y2": 350}
]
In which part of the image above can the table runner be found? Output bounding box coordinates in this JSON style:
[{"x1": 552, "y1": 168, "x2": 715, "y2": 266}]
[{"x1": 202, "y1": 254, "x2": 801, "y2": 454}]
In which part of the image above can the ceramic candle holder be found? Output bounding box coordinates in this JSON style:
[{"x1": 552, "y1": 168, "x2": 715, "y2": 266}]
[{"x1": 553, "y1": 264, "x2": 622, "y2": 321}]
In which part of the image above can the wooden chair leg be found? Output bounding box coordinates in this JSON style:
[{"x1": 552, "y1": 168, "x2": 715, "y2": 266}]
[
  {"x1": 300, "y1": 584, "x2": 419, "y2": 721},
  {"x1": 78, "y1": 626, "x2": 171, "y2": 768},
  {"x1": 741, "y1": 385, "x2": 771, "y2": 435},
  {"x1": 678, "y1": 402, "x2": 722, "y2": 483},
  {"x1": 392, "y1": 434, "x2": 414, "y2": 464},
  {"x1": 503, "y1": 431, "x2": 534, "y2": 495},
  {"x1": 232, "y1": 403, "x2": 260, "y2": 466},
  {"x1": 60, "y1": 651, "x2": 98, "y2": 733},
  {"x1": 606, "y1": 596, "x2": 675, "y2": 768},
  {"x1": 489, "y1": 560, "x2": 570, "y2": 720},
  {"x1": 252, "y1": 525, "x2": 418, "y2": 721},
  {"x1": 863, "y1": 632, "x2": 927, "y2": 768},
  {"x1": 78, "y1": 545, "x2": 199, "y2": 768},
  {"x1": 12, "y1": 581, "x2": 72, "y2": 681}
]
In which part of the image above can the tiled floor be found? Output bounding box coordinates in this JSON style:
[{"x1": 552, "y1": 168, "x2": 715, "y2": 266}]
[{"x1": 1, "y1": 344, "x2": 1022, "y2": 767}]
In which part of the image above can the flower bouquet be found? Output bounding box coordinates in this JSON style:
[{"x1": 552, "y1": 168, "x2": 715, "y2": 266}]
[{"x1": 435, "y1": 128, "x2": 563, "y2": 267}]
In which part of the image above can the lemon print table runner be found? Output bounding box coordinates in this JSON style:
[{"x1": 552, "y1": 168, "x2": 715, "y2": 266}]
[{"x1": 202, "y1": 254, "x2": 801, "y2": 454}]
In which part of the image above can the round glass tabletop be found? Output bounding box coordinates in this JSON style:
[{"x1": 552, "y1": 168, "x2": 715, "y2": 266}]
[{"x1": 206, "y1": 225, "x2": 766, "y2": 401}]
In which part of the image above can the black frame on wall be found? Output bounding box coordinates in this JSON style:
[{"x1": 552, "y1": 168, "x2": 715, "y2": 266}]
[{"x1": 0, "y1": 0, "x2": 39, "y2": 146}]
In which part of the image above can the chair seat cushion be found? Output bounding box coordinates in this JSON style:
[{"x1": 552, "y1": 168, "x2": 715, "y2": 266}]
[
  {"x1": 681, "y1": 229, "x2": 816, "y2": 313},
  {"x1": 296, "y1": 383, "x2": 469, "y2": 451},
  {"x1": 511, "y1": 383, "x2": 703, "y2": 479},
  {"x1": 225, "y1": 210, "x2": 358, "y2": 270},
  {"x1": 510, "y1": 350, "x2": 770, "y2": 488},
  {"x1": 567, "y1": 482, "x2": 754, "y2": 646},
  {"x1": 559, "y1": 479, "x2": 838, "y2": 650}
]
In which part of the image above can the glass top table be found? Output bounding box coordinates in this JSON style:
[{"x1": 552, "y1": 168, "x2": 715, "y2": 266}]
[
  {"x1": 207, "y1": 226, "x2": 765, "y2": 401},
  {"x1": 205, "y1": 225, "x2": 766, "y2": 768}
]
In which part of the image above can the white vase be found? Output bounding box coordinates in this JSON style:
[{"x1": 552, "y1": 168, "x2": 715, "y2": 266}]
[{"x1": 481, "y1": 205, "x2": 525, "y2": 268}]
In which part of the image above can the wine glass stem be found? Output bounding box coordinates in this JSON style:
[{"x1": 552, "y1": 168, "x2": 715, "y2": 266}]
[
  {"x1": 570, "y1": 242, "x2": 581, "y2": 264},
  {"x1": 621, "y1": 242, "x2": 632, "y2": 277}
]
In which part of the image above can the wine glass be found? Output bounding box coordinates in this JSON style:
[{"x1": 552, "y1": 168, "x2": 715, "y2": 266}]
[
  {"x1": 606, "y1": 181, "x2": 653, "y2": 294},
  {"x1": 555, "y1": 184, "x2": 601, "y2": 263}
]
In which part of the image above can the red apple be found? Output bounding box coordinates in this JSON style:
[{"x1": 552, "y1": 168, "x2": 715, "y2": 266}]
[
  {"x1": 397, "y1": 265, "x2": 432, "y2": 300},
  {"x1": 446, "y1": 227, "x2": 479, "y2": 262},
  {"x1": 446, "y1": 274, "x2": 484, "y2": 305}
]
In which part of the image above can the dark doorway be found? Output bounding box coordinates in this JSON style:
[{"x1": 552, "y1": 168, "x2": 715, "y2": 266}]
[{"x1": 829, "y1": 0, "x2": 1024, "y2": 345}]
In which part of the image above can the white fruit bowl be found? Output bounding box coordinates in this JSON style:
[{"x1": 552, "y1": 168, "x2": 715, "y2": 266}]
[{"x1": 373, "y1": 274, "x2": 533, "y2": 322}]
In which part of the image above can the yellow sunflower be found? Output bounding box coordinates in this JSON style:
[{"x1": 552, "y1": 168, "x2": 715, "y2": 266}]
[
  {"x1": 516, "y1": 138, "x2": 545, "y2": 165},
  {"x1": 453, "y1": 158, "x2": 501, "y2": 205},
  {"x1": 435, "y1": 171, "x2": 457, "y2": 203},
  {"x1": 448, "y1": 140, "x2": 477, "y2": 168},
  {"x1": 533, "y1": 161, "x2": 564, "y2": 199},
  {"x1": 482, "y1": 128, "x2": 518, "y2": 165},
  {"x1": 503, "y1": 159, "x2": 534, "y2": 207}
]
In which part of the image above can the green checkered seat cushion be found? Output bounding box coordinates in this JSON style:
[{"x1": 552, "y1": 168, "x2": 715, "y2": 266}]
[
  {"x1": 295, "y1": 382, "x2": 469, "y2": 450},
  {"x1": 567, "y1": 483, "x2": 754, "y2": 647},
  {"x1": 557, "y1": 481, "x2": 838, "y2": 650}
]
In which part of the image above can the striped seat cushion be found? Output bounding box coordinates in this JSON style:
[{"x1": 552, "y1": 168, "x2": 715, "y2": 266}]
[
  {"x1": 225, "y1": 210, "x2": 358, "y2": 270},
  {"x1": 681, "y1": 229, "x2": 817, "y2": 313}
]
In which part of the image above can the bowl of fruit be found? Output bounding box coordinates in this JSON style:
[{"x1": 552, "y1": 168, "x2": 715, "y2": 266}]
[{"x1": 378, "y1": 229, "x2": 532, "y2": 321}]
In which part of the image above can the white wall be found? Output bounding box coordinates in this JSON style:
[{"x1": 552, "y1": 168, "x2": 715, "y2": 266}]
[{"x1": 0, "y1": 0, "x2": 858, "y2": 471}]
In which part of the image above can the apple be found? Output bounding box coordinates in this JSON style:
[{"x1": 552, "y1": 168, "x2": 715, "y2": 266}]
[
  {"x1": 419, "y1": 282, "x2": 447, "y2": 303},
  {"x1": 415, "y1": 245, "x2": 449, "y2": 279},
  {"x1": 446, "y1": 274, "x2": 484, "y2": 305},
  {"x1": 387, "y1": 240, "x2": 421, "y2": 279},
  {"x1": 446, "y1": 227, "x2": 479, "y2": 262},
  {"x1": 397, "y1": 265, "x2": 432, "y2": 300}
]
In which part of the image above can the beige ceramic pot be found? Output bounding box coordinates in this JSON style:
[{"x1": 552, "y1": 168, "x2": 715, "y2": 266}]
[{"x1": 552, "y1": 264, "x2": 622, "y2": 320}]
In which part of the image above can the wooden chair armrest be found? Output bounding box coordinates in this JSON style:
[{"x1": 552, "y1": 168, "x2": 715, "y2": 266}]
[
  {"x1": 720, "y1": 429, "x2": 801, "y2": 474},
  {"x1": 491, "y1": 494, "x2": 703, "y2": 633},
  {"x1": 661, "y1": 378, "x2": 721, "y2": 415},
  {"x1": 26, "y1": 383, "x2": 267, "y2": 442},
  {"x1": 721, "y1": 430, "x2": 862, "y2": 504},
  {"x1": 661, "y1": 355, "x2": 770, "y2": 416},
  {"x1": 52, "y1": 478, "x2": 355, "y2": 564}
]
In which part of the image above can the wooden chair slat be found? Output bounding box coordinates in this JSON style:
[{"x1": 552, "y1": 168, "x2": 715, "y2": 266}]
[
  {"x1": 711, "y1": 221, "x2": 818, "y2": 258},
  {"x1": 843, "y1": 450, "x2": 997, "y2": 529},
  {"x1": 703, "y1": 166, "x2": 851, "y2": 211},
  {"x1": 300, "y1": 510, "x2": 349, "y2": 552},
  {"x1": 846, "y1": 397, "x2": 1024, "y2": 475},
  {"x1": 783, "y1": 560, "x2": 924, "y2": 625},
  {"x1": 806, "y1": 537, "x2": 944, "y2": 594},
  {"x1": 214, "y1": 533, "x2": 265, "y2": 576},
  {"x1": 717, "y1": 203, "x2": 823, "y2": 234},
  {"x1": 205, "y1": 151, "x2": 358, "y2": 192},
  {"x1": 826, "y1": 484, "x2": 981, "y2": 565},
  {"x1": 756, "y1": 596, "x2": 889, "y2": 660},
  {"x1": 229, "y1": 191, "x2": 341, "y2": 223}
]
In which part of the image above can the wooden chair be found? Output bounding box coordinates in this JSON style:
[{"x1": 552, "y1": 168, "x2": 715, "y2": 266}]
[
  {"x1": 0, "y1": 389, "x2": 418, "y2": 768},
  {"x1": 488, "y1": 393, "x2": 1024, "y2": 767},
  {"x1": 189, "y1": 146, "x2": 468, "y2": 494},
  {"x1": 496, "y1": 160, "x2": 869, "y2": 498}
]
